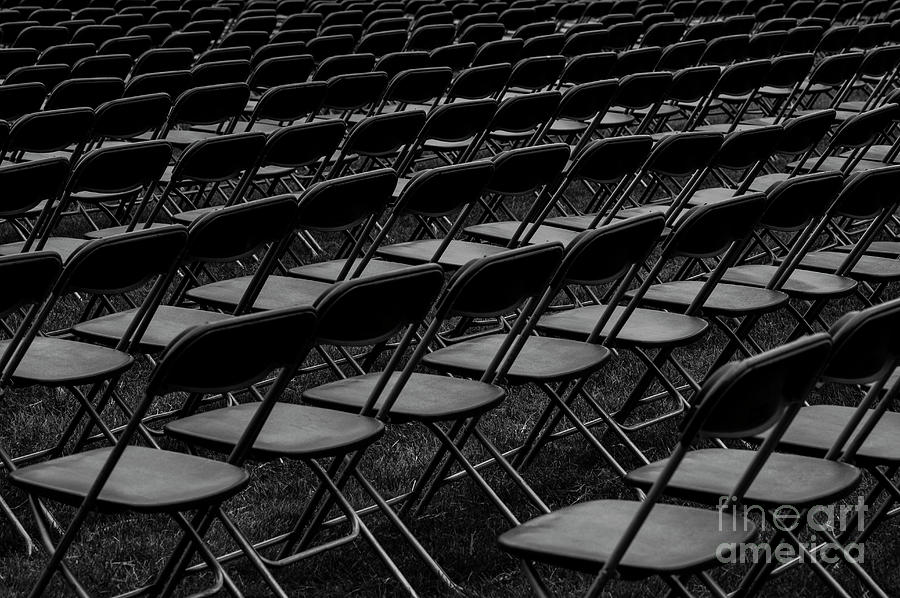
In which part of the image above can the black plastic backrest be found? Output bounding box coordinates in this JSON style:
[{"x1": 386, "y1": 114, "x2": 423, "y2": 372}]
[
  {"x1": 421, "y1": 98, "x2": 498, "y2": 142},
  {"x1": 809, "y1": 51, "x2": 864, "y2": 86},
  {"x1": 657, "y1": 39, "x2": 706, "y2": 70},
  {"x1": 313, "y1": 264, "x2": 444, "y2": 346},
  {"x1": 170, "y1": 82, "x2": 251, "y2": 126},
  {"x1": 172, "y1": 132, "x2": 267, "y2": 184},
  {"x1": 825, "y1": 298, "x2": 900, "y2": 385},
  {"x1": 448, "y1": 62, "x2": 511, "y2": 100},
  {"x1": 776, "y1": 109, "x2": 835, "y2": 155},
  {"x1": 190, "y1": 59, "x2": 252, "y2": 86},
  {"x1": 831, "y1": 104, "x2": 899, "y2": 149},
  {"x1": 6, "y1": 107, "x2": 93, "y2": 154},
  {"x1": 667, "y1": 192, "x2": 767, "y2": 258},
  {"x1": 831, "y1": 165, "x2": 900, "y2": 220},
  {"x1": 611, "y1": 46, "x2": 662, "y2": 78},
  {"x1": 344, "y1": 110, "x2": 426, "y2": 156},
  {"x1": 0, "y1": 252, "x2": 61, "y2": 318},
  {"x1": 384, "y1": 66, "x2": 452, "y2": 104},
  {"x1": 186, "y1": 194, "x2": 299, "y2": 263},
  {"x1": 713, "y1": 125, "x2": 782, "y2": 170},
  {"x1": 0, "y1": 158, "x2": 69, "y2": 218},
  {"x1": 296, "y1": 168, "x2": 397, "y2": 232},
  {"x1": 646, "y1": 131, "x2": 724, "y2": 177},
  {"x1": 5, "y1": 63, "x2": 70, "y2": 88},
  {"x1": 249, "y1": 55, "x2": 315, "y2": 88},
  {"x1": 93, "y1": 93, "x2": 171, "y2": 140},
  {"x1": 714, "y1": 58, "x2": 771, "y2": 96},
  {"x1": 508, "y1": 54, "x2": 566, "y2": 89},
  {"x1": 45, "y1": 76, "x2": 125, "y2": 110},
  {"x1": 71, "y1": 54, "x2": 133, "y2": 79},
  {"x1": 488, "y1": 143, "x2": 569, "y2": 196},
  {"x1": 556, "y1": 79, "x2": 617, "y2": 121},
  {"x1": 41, "y1": 43, "x2": 95, "y2": 67},
  {"x1": 313, "y1": 51, "x2": 375, "y2": 80},
  {"x1": 60, "y1": 225, "x2": 188, "y2": 295},
  {"x1": 252, "y1": 81, "x2": 327, "y2": 122},
  {"x1": 147, "y1": 306, "x2": 317, "y2": 396},
  {"x1": 124, "y1": 69, "x2": 192, "y2": 98},
  {"x1": 560, "y1": 52, "x2": 616, "y2": 85},
  {"x1": 760, "y1": 171, "x2": 843, "y2": 231},
  {"x1": 322, "y1": 71, "x2": 388, "y2": 111},
  {"x1": 375, "y1": 51, "x2": 431, "y2": 79},
  {"x1": 570, "y1": 135, "x2": 654, "y2": 184},
  {"x1": 133, "y1": 47, "x2": 194, "y2": 75},
  {"x1": 614, "y1": 71, "x2": 672, "y2": 110},
  {"x1": 559, "y1": 213, "x2": 666, "y2": 286},
  {"x1": 440, "y1": 242, "x2": 564, "y2": 318},
  {"x1": 68, "y1": 141, "x2": 172, "y2": 195},
  {"x1": 399, "y1": 160, "x2": 495, "y2": 217},
  {"x1": 662, "y1": 66, "x2": 717, "y2": 105},
  {"x1": 491, "y1": 90, "x2": 560, "y2": 132},
  {"x1": 0, "y1": 82, "x2": 45, "y2": 121},
  {"x1": 687, "y1": 333, "x2": 832, "y2": 439},
  {"x1": 263, "y1": 119, "x2": 346, "y2": 168}
]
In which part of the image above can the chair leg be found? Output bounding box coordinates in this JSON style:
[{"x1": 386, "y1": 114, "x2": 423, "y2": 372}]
[
  {"x1": 397, "y1": 418, "x2": 466, "y2": 519},
  {"x1": 520, "y1": 560, "x2": 553, "y2": 598},
  {"x1": 0, "y1": 490, "x2": 33, "y2": 555},
  {"x1": 424, "y1": 420, "x2": 520, "y2": 526},
  {"x1": 411, "y1": 419, "x2": 478, "y2": 518}
]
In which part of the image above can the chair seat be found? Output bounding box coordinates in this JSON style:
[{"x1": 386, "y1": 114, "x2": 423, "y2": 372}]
[
  {"x1": 288, "y1": 258, "x2": 414, "y2": 283},
  {"x1": 832, "y1": 240, "x2": 900, "y2": 258},
  {"x1": 186, "y1": 275, "x2": 333, "y2": 311},
  {"x1": 422, "y1": 335, "x2": 611, "y2": 384},
  {"x1": 695, "y1": 123, "x2": 768, "y2": 133},
  {"x1": 537, "y1": 304, "x2": 709, "y2": 347},
  {"x1": 631, "y1": 281, "x2": 788, "y2": 315},
  {"x1": 799, "y1": 252, "x2": 900, "y2": 282},
  {"x1": 721, "y1": 264, "x2": 857, "y2": 299},
  {"x1": 762, "y1": 405, "x2": 900, "y2": 467},
  {"x1": 626, "y1": 448, "x2": 861, "y2": 508},
  {"x1": 595, "y1": 111, "x2": 634, "y2": 129},
  {"x1": 548, "y1": 117, "x2": 588, "y2": 135},
  {"x1": 165, "y1": 403, "x2": 385, "y2": 460},
  {"x1": 423, "y1": 136, "x2": 475, "y2": 152},
  {"x1": 464, "y1": 221, "x2": 579, "y2": 245},
  {"x1": 165, "y1": 128, "x2": 219, "y2": 146},
  {"x1": 171, "y1": 206, "x2": 221, "y2": 224},
  {"x1": 0, "y1": 237, "x2": 87, "y2": 262},
  {"x1": 614, "y1": 204, "x2": 669, "y2": 219},
  {"x1": 302, "y1": 372, "x2": 505, "y2": 423},
  {"x1": 10, "y1": 446, "x2": 248, "y2": 513},
  {"x1": 73, "y1": 306, "x2": 233, "y2": 353},
  {"x1": 544, "y1": 213, "x2": 597, "y2": 231},
  {"x1": 687, "y1": 186, "x2": 739, "y2": 206},
  {"x1": 786, "y1": 155, "x2": 847, "y2": 173},
  {"x1": 498, "y1": 499, "x2": 757, "y2": 577},
  {"x1": 0, "y1": 337, "x2": 133, "y2": 386},
  {"x1": 747, "y1": 172, "x2": 788, "y2": 192},
  {"x1": 84, "y1": 223, "x2": 171, "y2": 239},
  {"x1": 840, "y1": 144, "x2": 894, "y2": 163},
  {"x1": 375, "y1": 239, "x2": 508, "y2": 269}
]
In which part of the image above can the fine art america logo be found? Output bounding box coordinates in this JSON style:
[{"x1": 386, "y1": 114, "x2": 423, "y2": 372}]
[{"x1": 714, "y1": 496, "x2": 868, "y2": 564}]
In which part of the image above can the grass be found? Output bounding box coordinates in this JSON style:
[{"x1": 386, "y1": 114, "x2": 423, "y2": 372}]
[{"x1": 2, "y1": 137, "x2": 900, "y2": 597}]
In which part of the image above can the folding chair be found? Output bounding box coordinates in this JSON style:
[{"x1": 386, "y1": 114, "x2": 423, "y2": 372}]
[
  {"x1": 127, "y1": 133, "x2": 266, "y2": 230},
  {"x1": 376, "y1": 66, "x2": 453, "y2": 114},
  {"x1": 546, "y1": 79, "x2": 618, "y2": 154},
  {"x1": 10, "y1": 303, "x2": 317, "y2": 597},
  {"x1": 319, "y1": 71, "x2": 388, "y2": 120},
  {"x1": 164, "y1": 266, "x2": 450, "y2": 597},
  {"x1": 1, "y1": 106, "x2": 93, "y2": 164},
  {"x1": 329, "y1": 110, "x2": 426, "y2": 177},
  {"x1": 243, "y1": 81, "x2": 328, "y2": 133},
  {"x1": 304, "y1": 243, "x2": 564, "y2": 533},
  {"x1": 499, "y1": 333, "x2": 833, "y2": 598},
  {"x1": 3, "y1": 142, "x2": 172, "y2": 261},
  {"x1": 186, "y1": 168, "x2": 397, "y2": 312},
  {"x1": 72, "y1": 195, "x2": 300, "y2": 354},
  {"x1": 398, "y1": 98, "x2": 499, "y2": 169},
  {"x1": 625, "y1": 328, "x2": 888, "y2": 598}
]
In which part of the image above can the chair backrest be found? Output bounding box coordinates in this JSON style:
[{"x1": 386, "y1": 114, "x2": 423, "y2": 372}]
[
  {"x1": 296, "y1": 167, "x2": 397, "y2": 233},
  {"x1": 759, "y1": 170, "x2": 844, "y2": 232},
  {"x1": 261, "y1": 119, "x2": 346, "y2": 169},
  {"x1": 338, "y1": 110, "x2": 426, "y2": 165},
  {"x1": 169, "y1": 132, "x2": 267, "y2": 185},
  {"x1": 0, "y1": 82, "x2": 46, "y2": 121},
  {"x1": 147, "y1": 306, "x2": 317, "y2": 397},
  {"x1": 645, "y1": 131, "x2": 724, "y2": 177},
  {"x1": 167, "y1": 82, "x2": 251, "y2": 128},
  {"x1": 686, "y1": 333, "x2": 831, "y2": 442},
  {"x1": 45, "y1": 76, "x2": 125, "y2": 110},
  {"x1": 439, "y1": 242, "x2": 565, "y2": 318},
  {"x1": 314, "y1": 263, "x2": 444, "y2": 346},
  {"x1": 713, "y1": 125, "x2": 783, "y2": 171},
  {"x1": 92, "y1": 93, "x2": 172, "y2": 141},
  {"x1": 123, "y1": 69, "x2": 192, "y2": 98},
  {"x1": 248, "y1": 81, "x2": 327, "y2": 125},
  {"x1": 487, "y1": 142, "x2": 569, "y2": 197},
  {"x1": 395, "y1": 159, "x2": 495, "y2": 218},
  {"x1": 447, "y1": 62, "x2": 511, "y2": 100},
  {"x1": 776, "y1": 109, "x2": 836, "y2": 155},
  {"x1": 489, "y1": 90, "x2": 560, "y2": 134},
  {"x1": 5, "y1": 107, "x2": 93, "y2": 157},
  {"x1": 569, "y1": 135, "x2": 655, "y2": 185},
  {"x1": 0, "y1": 157, "x2": 69, "y2": 219},
  {"x1": 66, "y1": 141, "x2": 172, "y2": 196},
  {"x1": 665, "y1": 192, "x2": 767, "y2": 259},
  {"x1": 185, "y1": 194, "x2": 299, "y2": 264},
  {"x1": 830, "y1": 164, "x2": 900, "y2": 221},
  {"x1": 825, "y1": 298, "x2": 900, "y2": 386}
]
